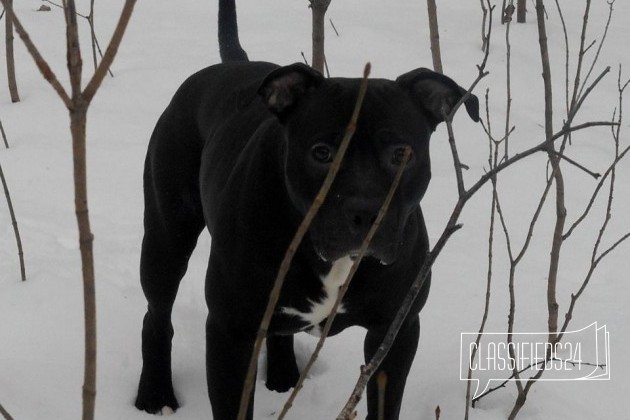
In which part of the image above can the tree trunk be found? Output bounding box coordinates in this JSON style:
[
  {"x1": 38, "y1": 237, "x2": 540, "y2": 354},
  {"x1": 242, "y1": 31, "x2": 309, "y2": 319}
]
[
  {"x1": 517, "y1": 0, "x2": 526, "y2": 23},
  {"x1": 426, "y1": 0, "x2": 443, "y2": 73},
  {"x1": 310, "y1": 0, "x2": 331, "y2": 74},
  {"x1": 5, "y1": 0, "x2": 20, "y2": 102},
  {"x1": 70, "y1": 104, "x2": 97, "y2": 420},
  {"x1": 534, "y1": 0, "x2": 562, "y2": 347},
  {"x1": 0, "y1": 1, "x2": 138, "y2": 419}
]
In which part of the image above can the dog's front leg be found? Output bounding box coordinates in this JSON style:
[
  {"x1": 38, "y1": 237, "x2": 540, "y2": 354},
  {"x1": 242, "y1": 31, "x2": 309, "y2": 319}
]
[
  {"x1": 363, "y1": 315, "x2": 420, "y2": 420},
  {"x1": 206, "y1": 320, "x2": 256, "y2": 420},
  {"x1": 266, "y1": 334, "x2": 300, "y2": 392}
]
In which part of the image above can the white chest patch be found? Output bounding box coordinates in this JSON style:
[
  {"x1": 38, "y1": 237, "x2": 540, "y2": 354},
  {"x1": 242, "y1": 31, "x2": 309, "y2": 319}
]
[{"x1": 281, "y1": 256, "x2": 354, "y2": 336}]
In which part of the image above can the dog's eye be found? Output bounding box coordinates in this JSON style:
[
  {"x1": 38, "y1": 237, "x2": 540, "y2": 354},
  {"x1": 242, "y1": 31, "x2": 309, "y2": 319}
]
[
  {"x1": 311, "y1": 144, "x2": 333, "y2": 163},
  {"x1": 391, "y1": 147, "x2": 412, "y2": 166}
]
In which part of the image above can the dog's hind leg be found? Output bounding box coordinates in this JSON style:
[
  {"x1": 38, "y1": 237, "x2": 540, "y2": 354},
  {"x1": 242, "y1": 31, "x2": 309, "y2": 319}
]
[{"x1": 135, "y1": 117, "x2": 205, "y2": 414}]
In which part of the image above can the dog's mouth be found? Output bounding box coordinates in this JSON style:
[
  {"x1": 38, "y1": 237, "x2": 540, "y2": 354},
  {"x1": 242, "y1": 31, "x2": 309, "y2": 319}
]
[
  {"x1": 307, "y1": 202, "x2": 407, "y2": 266},
  {"x1": 313, "y1": 242, "x2": 398, "y2": 266}
]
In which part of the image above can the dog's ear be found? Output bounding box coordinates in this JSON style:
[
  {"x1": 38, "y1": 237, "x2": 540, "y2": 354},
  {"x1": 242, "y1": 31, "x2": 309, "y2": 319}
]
[
  {"x1": 396, "y1": 68, "x2": 480, "y2": 130},
  {"x1": 258, "y1": 63, "x2": 325, "y2": 120}
]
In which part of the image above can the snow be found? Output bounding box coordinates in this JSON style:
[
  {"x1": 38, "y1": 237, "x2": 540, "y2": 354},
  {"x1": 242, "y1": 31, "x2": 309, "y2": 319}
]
[{"x1": 1, "y1": 0, "x2": 629, "y2": 419}]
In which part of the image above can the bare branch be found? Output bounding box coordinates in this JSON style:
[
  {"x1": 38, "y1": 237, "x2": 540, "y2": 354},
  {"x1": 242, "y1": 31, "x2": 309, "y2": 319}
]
[
  {"x1": 0, "y1": 156, "x2": 26, "y2": 281},
  {"x1": 44, "y1": 0, "x2": 88, "y2": 18},
  {"x1": 547, "y1": 149, "x2": 600, "y2": 178},
  {"x1": 0, "y1": 118, "x2": 9, "y2": 149},
  {"x1": 5, "y1": 0, "x2": 20, "y2": 102},
  {"x1": 473, "y1": 357, "x2": 606, "y2": 404},
  {"x1": 426, "y1": 0, "x2": 443, "y2": 73},
  {"x1": 445, "y1": 110, "x2": 466, "y2": 196},
  {"x1": 553, "y1": 0, "x2": 570, "y2": 114},
  {"x1": 236, "y1": 63, "x2": 372, "y2": 420},
  {"x1": 577, "y1": 0, "x2": 615, "y2": 101},
  {"x1": 82, "y1": 0, "x2": 137, "y2": 103},
  {"x1": 0, "y1": 402, "x2": 14, "y2": 420},
  {"x1": 504, "y1": 0, "x2": 514, "y2": 158},
  {"x1": 0, "y1": 0, "x2": 71, "y2": 107},
  {"x1": 329, "y1": 18, "x2": 339, "y2": 36},
  {"x1": 570, "y1": 67, "x2": 610, "y2": 123},
  {"x1": 337, "y1": 118, "x2": 617, "y2": 420},
  {"x1": 341, "y1": 5, "x2": 619, "y2": 409},
  {"x1": 569, "y1": 0, "x2": 592, "y2": 111},
  {"x1": 464, "y1": 121, "x2": 617, "y2": 201},
  {"x1": 64, "y1": 0, "x2": 82, "y2": 100},
  {"x1": 479, "y1": 0, "x2": 489, "y2": 51},
  {"x1": 309, "y1": 0, "x2": 331, "y2": 73},
  {"x1": 278, "y1": 148, "x2": 412, "y2": 419},
  {"x1": 465, "y1": 94, "x2": 498, "y2": 418},
  {"x1": 337, "y1": 221, "x2": 463, "y2": 420},
  {"x1": 562, "y1": 144, "x2": 630, "y2": 240}
]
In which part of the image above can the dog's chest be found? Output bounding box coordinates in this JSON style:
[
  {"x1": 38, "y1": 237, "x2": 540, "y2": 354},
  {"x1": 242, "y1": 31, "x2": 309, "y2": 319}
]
[{"x1": 280, "y1": 257, "x2": 353, "y2": 336}]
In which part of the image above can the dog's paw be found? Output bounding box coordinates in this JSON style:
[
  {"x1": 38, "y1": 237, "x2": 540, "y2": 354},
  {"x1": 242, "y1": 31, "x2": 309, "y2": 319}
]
[
  {"x1": 135, "y1": 380, "x2": 179, "y2": 415},
  {"x1": 265, "y1": 364, "x2": 300, "y2": 393}
]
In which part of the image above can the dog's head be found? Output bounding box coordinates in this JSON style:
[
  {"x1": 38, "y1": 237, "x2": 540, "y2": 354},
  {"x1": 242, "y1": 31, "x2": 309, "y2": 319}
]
[{"x1": 258, "y1": 63, "x2": 479, "y2": 264}]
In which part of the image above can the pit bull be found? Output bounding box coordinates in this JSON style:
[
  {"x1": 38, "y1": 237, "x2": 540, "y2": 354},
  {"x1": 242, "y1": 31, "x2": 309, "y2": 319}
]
[{"x1": 135, "y1": 0, "x2": 478, "y2": 418}]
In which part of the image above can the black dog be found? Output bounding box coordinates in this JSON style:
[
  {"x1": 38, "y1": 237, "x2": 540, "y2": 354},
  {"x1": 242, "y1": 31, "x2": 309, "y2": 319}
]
[{"x1": 135, "y1": 1, "x2": 478, "y2": 418}]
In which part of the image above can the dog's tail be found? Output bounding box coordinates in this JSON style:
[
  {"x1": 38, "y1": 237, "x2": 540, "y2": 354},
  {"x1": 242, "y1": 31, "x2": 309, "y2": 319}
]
[{"x1": 218, "y1": 0, "x2": 249, "y2": 62}]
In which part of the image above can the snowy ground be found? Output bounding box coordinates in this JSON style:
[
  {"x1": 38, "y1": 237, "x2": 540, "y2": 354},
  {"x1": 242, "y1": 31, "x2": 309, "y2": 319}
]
[{"x1": 1, "y1": 0, "x2": 629, "y2": 419}]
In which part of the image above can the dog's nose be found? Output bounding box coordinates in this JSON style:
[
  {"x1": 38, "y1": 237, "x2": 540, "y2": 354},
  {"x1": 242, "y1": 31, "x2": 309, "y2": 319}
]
[{"x1": 344, "y1": 203, "x2": 379, "y2": 234}]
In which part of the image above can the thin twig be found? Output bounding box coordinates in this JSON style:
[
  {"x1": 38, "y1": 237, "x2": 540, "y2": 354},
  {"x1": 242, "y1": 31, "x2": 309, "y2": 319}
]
[
  {"x1": 0, "y1": 118, "x2": 9, "y2": 148},
  {"x1": 445, "y1": 110, "x2": 466, "y2": 196},
  {"x1": 479, "y1": 0, "x2": 488, "y2": 52},
  {"x1": 547, "y1": 150, "x2": 600, "y2": 178},
  {"x1": 595, "y1": 232, "x2": 630, "y2": 265},
  {"x1": 577, "y1": 0, "x2": 615, "y2": 102},
  {"x1": 0, "y1": 402, "x2": 15, "y2": 420},
  {"x1": 377, "y1": 372, "x2": 387, "y2": 420},
  {"x1": 340, "y1": 20, "x2": 619, "y2": 418},
  {"x1": 0, "y1": 0, "x2": 71, "y2": 107},
  {"x1": 504, "y1": 0, "x2": 514, "y2": 159},
  {"x1": 554, "y1": 0, "x2": 570, "y2": 115},
  {"x1": 89, "y1": 0, "x2": 97, "y2": 71},
  {"x1": 464, "y1": 121, "x2": 617, "y2": 201},
  {"x1": 337, "y1": 221, "x2": 463, "y2": 419},
  {"x1": 44, "y1": 0, "x2": 88, "y2": 18},
  {"x1": 340, "y1": 18, "x2": 496, "y2": 414},
  {"x1": 558, "y1": 69, "x2": 629, "y2": 342},
  {"x1": 562, "y1": 144, "x2": 630, "y2": 240},
  {"x1": 82, "y1": 0, "x2": 136, "y2": 103},
  {"x1": 465, "y1": 92, "x2": 497, "y2": 419},
  {"x1": 516, "y1": 37, "x2": 625, "y2": 419},
  {"x1": 329, "y1": 18, "x2": 339, "y2": 36},
  {"x1": 236, "y1": 63, "x2": 372, "y2": 420},
  {"x1": 0, "y1": 156, "x2": 26, "y2": 281},
  {"x1": 337, "y1": 117, "x2": 617, "y2": 420},
  {"x1": 472, "y1": 357, "x2": 606, "y2": 404},
  {"x1": 278, "y1": 147, "x2": 412, "y2": 419},
  {"x1": 569, "y1": 0, "x2": 592, "y2": 112}
]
